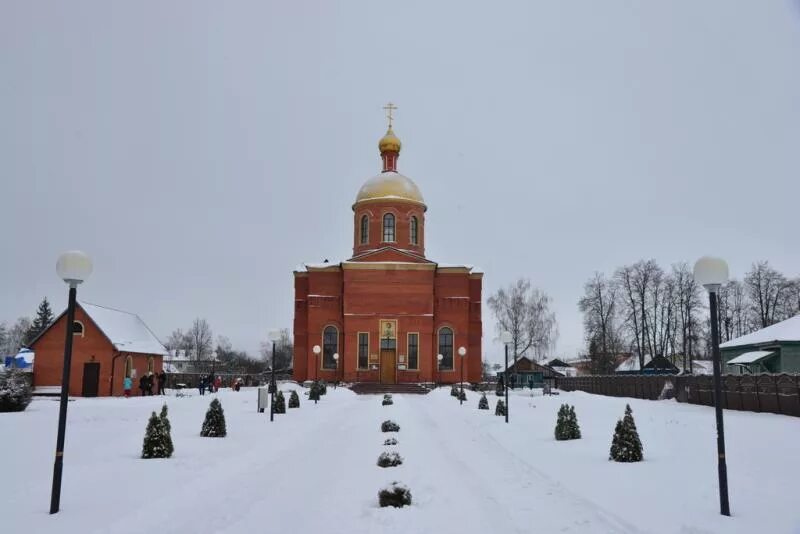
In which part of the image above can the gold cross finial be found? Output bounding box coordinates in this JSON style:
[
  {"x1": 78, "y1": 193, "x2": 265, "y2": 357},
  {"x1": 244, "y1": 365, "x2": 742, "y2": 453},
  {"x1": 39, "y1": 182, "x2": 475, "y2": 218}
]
[{"x1": 383, "y1": 102, "x2": 397, "y2": 129}]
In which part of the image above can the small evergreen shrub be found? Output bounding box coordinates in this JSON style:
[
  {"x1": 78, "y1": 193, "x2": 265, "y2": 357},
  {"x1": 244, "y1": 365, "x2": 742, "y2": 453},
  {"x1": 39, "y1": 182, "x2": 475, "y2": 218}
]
[
  {"x1": 200, "y1": 398, "x2": 227, "y2": 437},
  {"x1": 458, "y1": 389, "x2": 466, "y2": 401},
  {"x1": 609, "y1": 404, "x2": 643, "y2": 462},
  {"x1": 309, "y1": 382, "x2": 321, "y2": 402},
  {"x1": 496, "y1": 376, "x2": 505, "y2": 396},
  {"x1": 384, "y1": 437, "x2": 398, "y2": 446},
  {"x1": 495, "y1": 399, "x2": 506, "y2": 417},
  {"x1": 288, "y1": 390, "x2": 300, "y2": 408},
  {"x1": 383, "y1": 393, "x2": 392, "y2": 399},
  {"x1": 377, "y1": 451, "x2": 404, "y2": 467},
  {"x1": 450, "y1": 385, "x2": 459, "y2": 397},
  {"x1": 554, "y1": 404, "x2": 581, "y2": 441},
  {"x1": 0, "y1": 369, "x2": 32, "y2": 412},
  {"x1": 478, "y1": 393, "x2": 489, "y2": 410},
  {"x1": 381, "y1": 419, "x2": 400, "y2": 432},
  {"x1": 319, "y1": 380, "x2": 328, "y2": 395},
  {"x1": 142, "y1": 411, "x2": 173, "y2": 458},
  {"x1": 382, "y1": 397, "x2": 394, "y2": 406},
  {"x1": 273, "y1": 390, "x2": 286, "y2": 414},
  {"x1": 159, "y1": 404, "x2": 174, "y2": 456},
  {"x1": 378, "y1": 481, "x2": 412, "y2": 508}
]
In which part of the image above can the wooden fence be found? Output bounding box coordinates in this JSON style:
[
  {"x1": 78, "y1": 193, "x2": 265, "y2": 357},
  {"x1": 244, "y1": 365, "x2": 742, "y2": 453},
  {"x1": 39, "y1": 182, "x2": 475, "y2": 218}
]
[{"x1": 556, "y1": 374, "x2": 800, "y2": 417}]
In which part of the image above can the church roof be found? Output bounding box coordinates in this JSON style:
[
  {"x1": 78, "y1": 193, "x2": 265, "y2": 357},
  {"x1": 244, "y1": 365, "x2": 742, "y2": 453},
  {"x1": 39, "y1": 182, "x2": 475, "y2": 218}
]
[{"x1": 353, "y1": 172, "x2": 425, "y2": 208}]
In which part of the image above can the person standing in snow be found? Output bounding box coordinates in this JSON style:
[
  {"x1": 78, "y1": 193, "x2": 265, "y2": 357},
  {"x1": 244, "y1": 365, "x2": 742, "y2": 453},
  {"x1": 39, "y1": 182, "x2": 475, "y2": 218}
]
[
  {"x1": 206, "y1": 372, "x2": 214, "y2": 393},
  {"x1": 158, "y1": 370, "x2": 167, "y2": 395},
  {"x1": 123, "y1": 376, "x2": 132, "y2": 398},
  {"x1": 146, "y1": 373, "x2": 154, "y2": 396},
  {"x1": 214, "y1": 376, "x2": 222, "y2": 392},
  {"x1": 198, "y1": 376, "x2": 206, "y2": 396},
  {"x1": 139, "y1": 375, "x2": 147, "y2": 396}
]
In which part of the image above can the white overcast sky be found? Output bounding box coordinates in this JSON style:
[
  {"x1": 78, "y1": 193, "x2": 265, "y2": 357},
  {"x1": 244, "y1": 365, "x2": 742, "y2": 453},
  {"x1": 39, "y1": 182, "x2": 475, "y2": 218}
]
[{"x1": 2, "y1": 1, "x2": 799, "y2": 364}]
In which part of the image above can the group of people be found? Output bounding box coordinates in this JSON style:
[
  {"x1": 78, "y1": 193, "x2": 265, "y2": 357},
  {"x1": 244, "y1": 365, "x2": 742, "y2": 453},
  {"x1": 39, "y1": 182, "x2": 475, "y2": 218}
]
[
  {"x1": 122, "y1": 371, "x2": 167, "y2": 398},
  {"x1": 198, "y1": 373, "x2": 222, "y2": 395}
]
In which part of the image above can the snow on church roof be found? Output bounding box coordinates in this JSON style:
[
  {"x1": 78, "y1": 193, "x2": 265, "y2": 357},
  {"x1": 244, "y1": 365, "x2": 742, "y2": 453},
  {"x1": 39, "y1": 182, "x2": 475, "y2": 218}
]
[
  {"x1": 719, "y1": 314, "x2": 800, "y2": 349},
  {"x1": 80, "y1": 302, "x2": 168, "y2": 356}
]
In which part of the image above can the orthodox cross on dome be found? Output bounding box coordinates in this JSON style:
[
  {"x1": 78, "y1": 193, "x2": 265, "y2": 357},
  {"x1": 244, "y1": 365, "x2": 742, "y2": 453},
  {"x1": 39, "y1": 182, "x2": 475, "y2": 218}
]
[{"x1": 383, "y1": 102, "x2": 397, "y2": 129}]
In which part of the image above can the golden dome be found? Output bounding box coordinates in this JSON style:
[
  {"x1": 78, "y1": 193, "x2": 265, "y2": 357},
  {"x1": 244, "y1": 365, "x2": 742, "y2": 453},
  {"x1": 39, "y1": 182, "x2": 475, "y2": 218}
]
[
  {"x1": 354, "y1": 172, "x2": 426, "y2": 208},
  {"x1": 378, "y1": 127, "x2": 402, "y2": 153}
]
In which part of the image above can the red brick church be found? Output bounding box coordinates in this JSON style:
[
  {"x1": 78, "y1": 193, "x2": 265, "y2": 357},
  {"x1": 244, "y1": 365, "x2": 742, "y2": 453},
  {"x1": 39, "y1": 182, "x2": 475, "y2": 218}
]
[{"x1": 293, "y1": 108, "x2": 483, "y2": 384}]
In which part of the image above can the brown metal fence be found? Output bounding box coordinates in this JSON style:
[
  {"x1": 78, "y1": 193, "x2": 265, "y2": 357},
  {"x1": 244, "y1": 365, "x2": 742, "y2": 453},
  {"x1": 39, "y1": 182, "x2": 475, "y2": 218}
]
[{"x1": 556, "y1": 374, "x2": 800, "y2": 417}]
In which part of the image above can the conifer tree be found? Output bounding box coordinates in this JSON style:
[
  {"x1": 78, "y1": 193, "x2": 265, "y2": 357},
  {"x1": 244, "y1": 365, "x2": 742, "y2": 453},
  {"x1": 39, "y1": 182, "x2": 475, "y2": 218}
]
[
  {"x1": 458, "y1": 389, "x2": 466, "y2": 402},
  {"x1": 200, "y1": 398, "x2": 227, "y2": 437},
  {"x1": 478, "y1": 392, "x2": 489, "y2": 410},
  {"x1": 450, "y1": 384, "x2": 459, "y2": 397},
  {"x1": 0, "y1": 369, "x2": 33, "y2": 412},
  {"x1": 495, "y1": 399, "x2": 506, "y2": 416},
  {"x1": 555, "y1": 404, "x2": 581, "y2": 440},
  {"x1": 25, "y1": 298, "x2": 54, "y2": 343},
  {"x1": 609, "y1": 404, "x2": 643, "y2": 462},
  {"x1": 288, "y1": 390, "x2": 300, "y2": 408},
  {"x1": 158, "y1": 404, "x2": 174, "y2": 456},
  {"x1": 273, "y1": 390, "x2": 286, "y2": 414},
  {"x1": 142, "y1": 411, "x2": 173, "y2": 458}
]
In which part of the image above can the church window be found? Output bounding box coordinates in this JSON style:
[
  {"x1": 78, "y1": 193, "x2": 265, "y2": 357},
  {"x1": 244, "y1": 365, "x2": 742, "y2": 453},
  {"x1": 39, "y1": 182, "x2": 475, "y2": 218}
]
[
  {"x1": 322, "y1": 326, "x2": 338, "y2": 369},
  {"x1": 360, "y1": 215, "x2": 369, "y2": 244},
  {"x1": 73, "y1": 320, "x2": 84, "y2": 337},
  {"x1": 383, "y1": 213, "x2": 395, "y2": 242},
  {"x1": 438, "y1": 327, "x2": 454, "y2": 370},
  {"x1": 358, "y1": 332, "x2": 369, "y2": 369},
  {"x1": 407, "y1": 333, "x2": 419, "y2": 370},
  {"x1": 410, "y1": 216, "x2": 418, "y2": 245}
]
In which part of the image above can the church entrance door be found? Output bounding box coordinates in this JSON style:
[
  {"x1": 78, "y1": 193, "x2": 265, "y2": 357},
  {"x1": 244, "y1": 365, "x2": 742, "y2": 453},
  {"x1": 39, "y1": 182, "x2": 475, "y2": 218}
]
[{"x1": 380, "y1": 349, "x2": 396, "y2": 384}]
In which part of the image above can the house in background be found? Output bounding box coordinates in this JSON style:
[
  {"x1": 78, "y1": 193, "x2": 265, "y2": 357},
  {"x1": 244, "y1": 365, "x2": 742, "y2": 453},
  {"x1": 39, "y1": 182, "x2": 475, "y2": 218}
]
[
  {"x1": 500, "y1": 356, "x2": 563, "y2": 388},
  {"x1": 614, "y1": 354, "x2": 679, "y2": 375},
  {"x1": 720, "y1": 314, "x2": 800, "y2": 374},
  {"x1": 29, "y1": 302, "x2": 167, "y2": 397},
  {"x1": 547, "y1": 358, "x2": 576, "y2": 377}
]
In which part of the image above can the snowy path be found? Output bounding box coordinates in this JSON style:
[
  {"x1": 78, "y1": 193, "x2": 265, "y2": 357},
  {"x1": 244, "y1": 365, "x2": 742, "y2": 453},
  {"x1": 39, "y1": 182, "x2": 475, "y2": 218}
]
[{"x1": 2, "y1": 386, "x2": 799, "y2": 533}]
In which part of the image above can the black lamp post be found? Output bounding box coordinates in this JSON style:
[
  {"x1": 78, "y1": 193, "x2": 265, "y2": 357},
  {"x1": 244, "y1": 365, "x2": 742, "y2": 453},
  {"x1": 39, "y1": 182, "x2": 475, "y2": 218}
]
[
  {"x1": 694, "y1": 256, "x2": 731, "y2": 517},
  {"x1": 458, "y1": 346, "x2": 467, "y2": 405},
  {"x1": 501, "y1": 331, "x2": 512, "y2": 423},
  {"x1": 436, "y1": 353, "x2": 443, "y2": 389},
  {"x1": 333, "y1": 353, "x2": 339, "y2": 388},
  {"x1": 312, "y1": 344, "x2": 321, "y2": 404},
  {"x1": 50, "y1": 250, "x2": 92, "y2": 514}
]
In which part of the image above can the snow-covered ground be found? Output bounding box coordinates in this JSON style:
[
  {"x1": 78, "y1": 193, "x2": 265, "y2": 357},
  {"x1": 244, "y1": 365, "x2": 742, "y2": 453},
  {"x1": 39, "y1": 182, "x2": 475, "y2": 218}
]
[{"x1": 2, "y1": 385, "x2": 799, "y2": 534}]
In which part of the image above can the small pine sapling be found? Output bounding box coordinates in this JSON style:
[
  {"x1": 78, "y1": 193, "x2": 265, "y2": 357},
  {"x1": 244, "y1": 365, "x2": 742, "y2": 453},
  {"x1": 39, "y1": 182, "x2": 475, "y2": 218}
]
[
  {"x1": 378, "y1": 481, "x2": 412, "y2": 508},
  {"x1": 159, "y1": 404, "x2": 174, "y2": 456},
  {"x1": 609, "y1": 404, "x2": 643, "y2": 462},
  {"x1": 273, "y1": 390, "x2": 286, "y2": 414},
  {"x1": 288, "y1": 390, "x2": 300, "y2": 408},
  {"x1": 142, "y1": 411, "x2": 172, "y2": 458},
  {"x1": 200, "y1": 398, "x2": 227, "y2": 437},
  {"x1": 478, "y1": 393, "x2": 489, "y2": 410},
  {"x1": 381, "y1": 420, "x2": 400, "y2": 432},
  {"x1": 450, "y1": 384, "x2": 459, "y2": 397},
  {"x1": 0, "y1": 369, "x2": 33, "y2": 412},
  {"x1": 458, "y1": 389, "x2": 467, "y2": 402},
  {"x1": 377, "y1": 451, "x2": 404, "y2": 467},
  {"x1": 495, "y1": 399, "x2": 506, "y2": 416}
]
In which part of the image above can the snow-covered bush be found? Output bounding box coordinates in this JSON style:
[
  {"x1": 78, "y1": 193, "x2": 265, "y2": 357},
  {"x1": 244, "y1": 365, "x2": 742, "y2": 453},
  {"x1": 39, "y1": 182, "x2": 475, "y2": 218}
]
[
  {"x1": 377, "y1": 451, "x2": 404, "y2": 468},
  {"x1": 319, "y1": 380, "x2": 328, "y2": 395},
  {"x1": 288, "y1": 390, "x2": 300, "y2": 408},
  {"x1": 142, "y1": 410, "x2": 173, "y2": 459},
  {"x1": 384, "y1": 437, "x2": 398, "y2": 446},
  {"x1": 458, "y1": 389, "x2": 466, "y2": 402},
  {"x1": 378, "y1": 481, "x2": 412, "y2": 508},
  {"x1": 273, "y1": 390, "x2": 286, "y2": 414},
  {"x1": 609, "y1": 404, "x2": 643, "y2": 462},
  {"x1": 383, "y1": 393, "x2": 392, "y2": 400},
  {"x1": 200, "y1": 398, "x2": 227, "y2": 437},
  {"x1": 0, "y1": 369, "x2": 32, "y2": 412},
  {"x1": 309, "y1": 382, "x2": 321, "y2": 402},
  {"x1": 555, "y1": 404, "x2": 581, "y2": 441},
  {"x1": 495, "y1": 399, "x2": 506, "y2": 417},
  {"x1": 159, "y1": 404, "x2": 174, "y2": 456},
  {"x1": 478, "y1": 393, "x2": 489, "y2": 410},
  {"x1": 382, "y1": 397, "x2": 394, "y2": 406},
  {"x1": 381, "y1": 419, "x2": 400, "y2": 432},
  {"x1": 450, "y1": 384, "x2": 459, "y2": 397}
]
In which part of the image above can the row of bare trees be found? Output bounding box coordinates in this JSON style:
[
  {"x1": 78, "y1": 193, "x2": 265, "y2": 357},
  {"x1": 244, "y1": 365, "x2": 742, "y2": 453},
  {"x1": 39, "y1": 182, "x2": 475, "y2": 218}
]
[{"x1": 579, "y1": 260, "x2": 799, "y2": 374}]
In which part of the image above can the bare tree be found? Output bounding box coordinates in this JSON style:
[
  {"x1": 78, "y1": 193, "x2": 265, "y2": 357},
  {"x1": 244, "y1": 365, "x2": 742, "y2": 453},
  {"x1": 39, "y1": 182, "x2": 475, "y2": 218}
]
[
  {"x1": 260, "y1": 328, "x2": 293, "y2": 371},
  {"x1": 188, "y1": 318, "x2": 213, "y2": 360},
  {"x1": 578, "y1": 272, "x2": 620, "y2": 374},
  {"x1": 744, "y1": 261, "x2": 790, "y2": 328},
  {"x1": 672, "y1": 262, "x2": 702, "y2": 371},
  {"x1": 488, "y1": 278, "x2": 558, "y2": 382}
]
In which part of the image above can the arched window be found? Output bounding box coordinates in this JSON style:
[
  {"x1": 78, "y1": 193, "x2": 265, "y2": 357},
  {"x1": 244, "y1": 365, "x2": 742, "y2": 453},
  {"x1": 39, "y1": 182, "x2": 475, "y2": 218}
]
[
  {"x1": 410, "y1": 216, "x2": 418, "y2": 245},
  {"x1": 125, "y1": 356, "x2": 133, "y2": 378},
  {"x1": 438, "y1": 327, "x2": 454, "y2": 370},
  {"x1": 72, "y1": 320, "x2": 84, "y2": 337},
  {"x1": 322, "y1": 326, "x2": 338, "y2": 369},
  {"x1": 383, "y1": 213, "x2": 395, "y2": 242},
  {"x1": 147, "y1": 357, "x2": 154, "y2": 374},
  {"x1": 360, "y1": 215, "x2": 369, "y2": 244}
]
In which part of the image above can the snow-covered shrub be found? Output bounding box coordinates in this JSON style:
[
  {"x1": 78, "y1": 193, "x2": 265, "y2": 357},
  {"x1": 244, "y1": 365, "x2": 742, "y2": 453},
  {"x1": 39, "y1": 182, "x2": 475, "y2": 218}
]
[
  {"x1": 495, "y1": 399, "x2": 506, "y2": 417},
  {"x1": 273, "y1": 390, "x2": 286, "y2": 414},
  {"x1": 458, "y1": 389, "x2": 466, "y2": 402},
  {"x1": 159, "y1": 404, "x2": 174, "y2": 456},
  {"x1": 450, "y1": 384, "x2": 459, "y2": 397},
  {"x1": 200, "y1": 398, "x2": 227, "y2": 437},
  {"x1": 478, "y1": 393, "x2": 489, "y2": 410},
  {"x1": 378, "y1": 481, "x2": 412, "y2": 508},
  {"x1": 383, "y1": 393, "x2": 392, "y2": 399},
  {"x1": 381, "y1": 419, "x2": 400, "y2": 432},
  {"x1": 309, "y1": 382, "x2": 321, "y2": 402},
  {"x1": 377, "y1": 451, "x2": 404, "y2": 467},
  {"x1": 382, "y1": 397, "x2": 394, "y2": 406},
  {"x1": 0, "y1": 369, "x2": 32, "y2": 412},
  {"x1": 609, "y1": 404, "x2": 643, "y2": 462},
  {"x1": 384, "y1": 437, "x2": 398, "y2": 446},
  {"x1": 318, "y1": 380, "x2": 327, "y2": 395},
  {"x1": 555, "y1": 404, "x2": 581, "y2": 441},
  {"x1": 142, "y1": 410, "x2": 173, "y2": 458},
  {"x1": 288, "y1": 390, "x2": 300, "y2": 408}
]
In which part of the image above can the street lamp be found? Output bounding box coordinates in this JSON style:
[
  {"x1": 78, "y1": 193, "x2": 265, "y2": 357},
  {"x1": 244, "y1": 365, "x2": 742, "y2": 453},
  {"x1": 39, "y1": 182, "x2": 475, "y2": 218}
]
[
  {"x1": 312, "y1": 345, "x2": 321, "y2": 404},
  {"x1": 693, "y1": 256, "x2": 731, "y2": 517},
  {"x1": 500, "y1": 331, "x2": 512, "y2": 424},
  {"x1": 50, "y1": 251, "x2": 92, "y2": 514},
  {"x1": 333, "y1": 353, "x2": 339, "y2": 387},
  {"x1": 458, "y1": 346, "x2": 467, "y2": 405},
  {"x1": 268, "y1": 330, "x2": 282, "y2": 423},
  {"x1": 437, "y1": 353, "x2": 443, "y2": 389}
]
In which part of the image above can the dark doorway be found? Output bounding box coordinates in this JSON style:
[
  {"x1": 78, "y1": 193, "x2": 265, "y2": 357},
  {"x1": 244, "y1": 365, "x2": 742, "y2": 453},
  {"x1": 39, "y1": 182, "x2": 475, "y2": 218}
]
[{"x1": 81, "y1": 362, "x2": 100, "y2": 397}]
